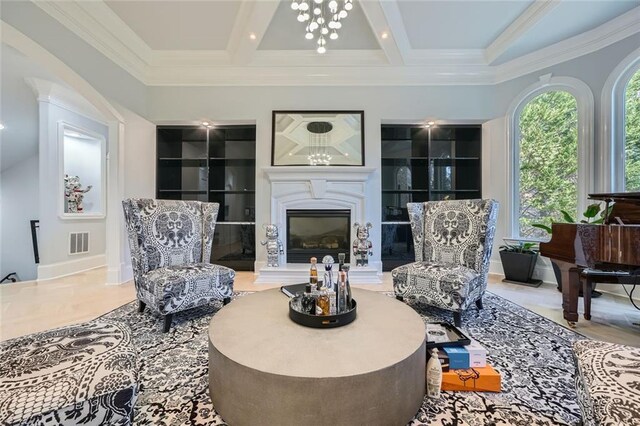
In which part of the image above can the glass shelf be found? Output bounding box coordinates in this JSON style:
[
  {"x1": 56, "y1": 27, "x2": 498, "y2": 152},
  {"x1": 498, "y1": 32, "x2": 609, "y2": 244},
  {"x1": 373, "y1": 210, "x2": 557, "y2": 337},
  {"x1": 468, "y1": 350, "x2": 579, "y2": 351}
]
[
  {"x1": 381, "y1": 124, "x2": 482, "y2": 271},
  {"x1": 157, "y1": 125, "x2": 256, "y2": 270}
]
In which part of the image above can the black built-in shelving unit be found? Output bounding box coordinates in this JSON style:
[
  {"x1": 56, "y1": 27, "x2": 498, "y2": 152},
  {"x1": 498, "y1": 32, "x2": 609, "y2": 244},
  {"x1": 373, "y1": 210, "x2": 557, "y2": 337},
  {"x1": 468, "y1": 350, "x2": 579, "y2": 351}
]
[
  {"x1": 156, "y1": 125, "x2": 256, "y2": 271},
  {"x1": 381, "y1": 125, "x2": 482, "y2": 271}
]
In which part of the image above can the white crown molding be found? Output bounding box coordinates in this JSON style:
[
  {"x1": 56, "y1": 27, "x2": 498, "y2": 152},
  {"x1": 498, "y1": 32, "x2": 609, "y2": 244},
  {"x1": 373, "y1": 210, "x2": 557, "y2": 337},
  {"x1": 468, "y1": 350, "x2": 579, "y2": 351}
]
[
  {"x1": 484, "y1": 0, "x2": 560, "y2": 65},
  {"x1": 495, "y1": 6, "x2": 640, "y2": 83},
  {"x1": 405, "y1": 49, "x2": 486, "y2": 66},
  {"x1": 1, "y1": 21, "x2": 125, "y2": 123},
  {"x1": 250, "y1": 49, "x2": 389, "y2": 66},
  {"x1": 145, "y1": 64, "x2": 495, "y2": 86},
  {"x1": 26, "y1": 0, "x2": 640, "y2": 87},
  {"x1": 150, "y1": 50, "x2": 232, "y2": 67},
  {"x1": 25, "y1": 77, "x2": 107, "y2": 124},
  {"x1": 32, "y1": 0, "x2": 150, "y2": 82}
]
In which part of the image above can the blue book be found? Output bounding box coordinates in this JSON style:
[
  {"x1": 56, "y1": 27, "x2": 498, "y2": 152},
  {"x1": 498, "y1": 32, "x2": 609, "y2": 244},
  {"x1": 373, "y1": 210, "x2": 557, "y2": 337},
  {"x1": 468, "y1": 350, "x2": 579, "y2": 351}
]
[{"x1": 443, "y1": 346, "x2": 470, "y2": 369}]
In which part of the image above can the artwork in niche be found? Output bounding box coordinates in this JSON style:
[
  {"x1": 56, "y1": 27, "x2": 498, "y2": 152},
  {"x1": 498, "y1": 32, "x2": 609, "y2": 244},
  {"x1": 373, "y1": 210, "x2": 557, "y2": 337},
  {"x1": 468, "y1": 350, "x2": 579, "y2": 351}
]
[
  {"x1": 260, "y1": 224, "x2": 284, "y2": 267},
  {"x1": 271, "y1": 111, "x2": 364, "y2": 166},
  {"x1": 352, "y1": 222, "x2": 373, "y2": 267},
  {"x1": 64, "y1": 175, "x2": 92, "y2": 213},
  {"x1": 61, "y1": 124, "x2": 105, "y2": 217}
]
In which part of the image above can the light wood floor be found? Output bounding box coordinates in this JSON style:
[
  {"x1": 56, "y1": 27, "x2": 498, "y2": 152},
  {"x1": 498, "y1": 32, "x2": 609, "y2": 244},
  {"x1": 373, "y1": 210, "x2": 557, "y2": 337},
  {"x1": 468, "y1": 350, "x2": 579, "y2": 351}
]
[{"x1": 1, "y1": 267, "x2": 639, "y2": 345}]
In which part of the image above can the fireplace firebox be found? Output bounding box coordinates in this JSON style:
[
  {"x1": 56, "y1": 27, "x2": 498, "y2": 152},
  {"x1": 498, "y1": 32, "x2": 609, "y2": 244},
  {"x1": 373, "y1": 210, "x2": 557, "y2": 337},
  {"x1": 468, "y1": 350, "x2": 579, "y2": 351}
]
[{"x1": 286, "y1": 209, "x2": 351, "y2": 263}]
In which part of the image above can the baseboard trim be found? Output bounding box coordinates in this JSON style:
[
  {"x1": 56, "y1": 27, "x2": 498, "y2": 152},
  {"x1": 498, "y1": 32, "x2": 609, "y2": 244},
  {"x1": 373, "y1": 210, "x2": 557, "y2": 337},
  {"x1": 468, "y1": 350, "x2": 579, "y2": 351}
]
[
  {"x1": 107, "y1": 262, "x2": 133, "y2": 285},
  {"x1": 37, "y1": 254, "x2": 106, "y2": 281}
]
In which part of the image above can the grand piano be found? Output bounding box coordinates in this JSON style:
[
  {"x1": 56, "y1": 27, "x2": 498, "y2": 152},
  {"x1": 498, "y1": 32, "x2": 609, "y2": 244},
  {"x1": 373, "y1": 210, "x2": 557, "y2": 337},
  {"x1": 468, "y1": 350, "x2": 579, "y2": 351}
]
[{"x1": 539, "y1": 192, "x2": 640, "y2": 325}]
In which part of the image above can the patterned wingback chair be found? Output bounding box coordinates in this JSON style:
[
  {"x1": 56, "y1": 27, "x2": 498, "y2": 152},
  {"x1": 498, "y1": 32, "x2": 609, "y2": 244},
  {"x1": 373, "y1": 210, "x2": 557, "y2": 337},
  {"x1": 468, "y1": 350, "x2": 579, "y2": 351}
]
[
  {"x1": 122, "y1": 199, "x2": 235, "y2": 332},
  {"x1": 392, "y1": 199, "x2": 499, "y2": 326}
]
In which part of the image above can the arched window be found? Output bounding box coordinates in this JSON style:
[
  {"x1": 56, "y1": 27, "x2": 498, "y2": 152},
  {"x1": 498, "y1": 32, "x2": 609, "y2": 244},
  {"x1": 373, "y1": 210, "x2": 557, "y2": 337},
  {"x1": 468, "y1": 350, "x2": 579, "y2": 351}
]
[
  {"x1": 601, "y1": 48, "x2": 640, "y2": 192},
  {"x1": 517, "y1": 91, "x2": 578, "y2": 238},
  {"x1": 508, "y1": 76, "x2": 594, "y2": 240},
  {"x1": 624, "y1": 69, "x2": 640, "y2": 191}
]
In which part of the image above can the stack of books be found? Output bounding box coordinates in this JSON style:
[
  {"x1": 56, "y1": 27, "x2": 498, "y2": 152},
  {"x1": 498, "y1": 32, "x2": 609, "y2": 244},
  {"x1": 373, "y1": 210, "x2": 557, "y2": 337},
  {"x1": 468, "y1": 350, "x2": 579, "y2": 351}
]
[{"x1": 434, "y1": 340, "x2": 501, "y2": 392}]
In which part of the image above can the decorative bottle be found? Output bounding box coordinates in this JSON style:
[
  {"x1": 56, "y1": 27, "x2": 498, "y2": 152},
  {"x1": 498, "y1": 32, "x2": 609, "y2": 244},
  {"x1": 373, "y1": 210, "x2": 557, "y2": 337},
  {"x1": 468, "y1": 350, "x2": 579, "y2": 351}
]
[
  {"x1": 426, "y1": 348, "x2": 442, "y2": 399},
  {"x1": 316, "y1": 285, "x2": 330, "y2": 316},
  {"x1": 309, "y1": 257, "x2": 318, "y2": 287},
  {"x1": 343, "y1": 265, "x2": 352, "y2": 309},
  {"x1": 338, "y1": 252, "x2": 346, "y2": 271},
  {"x1": 301, "y1": 284, "x2": 316, "y2": 315},
  {"x1": 338, "y1": 271, "x2": 347, "y2": 313},
  {"x1": 322, "y1": 255, "x2": 334, "y2": 291}
]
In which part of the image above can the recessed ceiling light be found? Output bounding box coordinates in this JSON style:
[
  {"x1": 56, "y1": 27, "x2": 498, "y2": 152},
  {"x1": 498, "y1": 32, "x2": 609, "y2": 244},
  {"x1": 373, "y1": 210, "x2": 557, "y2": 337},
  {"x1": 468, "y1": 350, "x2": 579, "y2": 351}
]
[
  {"x1": 0, "y1": 123, "x2": 5, "y2": 130},
  {"x1": 202, "y1": 121, "x2": 210, "y2": 126},
  {"x1": 381, "y1": 32, "x2": 389, "y2": 40},
  {"x1": 345, "y1": 153, "x2": 349, "y2": 156},
  {"x1": 424, "y1": 124, "x2": 431, "y2": 128},
  {"x1": 288, "y1": 152, "x2": 293, "y2": 156},
  {"x1": 427, "y1": 121, "x2": 435, "y2": 126},
  {"x1": 249, "y1": 33, "x2": 257, "y2": 40}
]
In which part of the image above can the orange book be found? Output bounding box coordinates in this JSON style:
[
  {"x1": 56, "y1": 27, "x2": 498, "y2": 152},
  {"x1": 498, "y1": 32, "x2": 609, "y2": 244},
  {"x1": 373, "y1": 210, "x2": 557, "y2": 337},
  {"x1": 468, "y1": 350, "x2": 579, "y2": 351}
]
[{"x1": 441, "y1": 364, "x2": 501, "y2": 392}]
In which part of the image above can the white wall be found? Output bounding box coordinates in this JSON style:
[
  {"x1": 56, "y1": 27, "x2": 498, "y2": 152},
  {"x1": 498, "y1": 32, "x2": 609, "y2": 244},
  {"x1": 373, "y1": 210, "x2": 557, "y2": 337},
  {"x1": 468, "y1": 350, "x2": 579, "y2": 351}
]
[
  {"x1": 119, "y1": 104, "x2": 156, "y2": 199},
  {"x1": 0, "y1": 155, "x2": 39, "y2": 281},
  {"x1": 37, "y1": 101, "x2": 108, "y2": 279},
  {"x1": 116, "y1": 103, "x2": 156, "y2": 282}
]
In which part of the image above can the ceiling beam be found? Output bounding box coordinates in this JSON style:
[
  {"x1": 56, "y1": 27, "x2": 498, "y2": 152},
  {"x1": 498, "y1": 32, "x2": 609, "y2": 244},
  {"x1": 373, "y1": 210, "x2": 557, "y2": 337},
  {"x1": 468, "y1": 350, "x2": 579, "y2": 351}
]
[
  {"x1": 485, "y1": 0, "x2": 561, "y2": 65},
  {"x1": 359, "y1": 0, "x2": 409, "y2": 66},
  {"x1": 227, "y1": 0, "x2": 280, "y2": 65}
]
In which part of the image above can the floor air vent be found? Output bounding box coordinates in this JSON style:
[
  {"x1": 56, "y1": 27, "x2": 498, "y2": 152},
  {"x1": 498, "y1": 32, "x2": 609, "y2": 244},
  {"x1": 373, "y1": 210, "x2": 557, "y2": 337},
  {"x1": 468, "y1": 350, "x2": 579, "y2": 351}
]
[{"x1": 69, "y1": 232, "x2": 89, "y2": 255}]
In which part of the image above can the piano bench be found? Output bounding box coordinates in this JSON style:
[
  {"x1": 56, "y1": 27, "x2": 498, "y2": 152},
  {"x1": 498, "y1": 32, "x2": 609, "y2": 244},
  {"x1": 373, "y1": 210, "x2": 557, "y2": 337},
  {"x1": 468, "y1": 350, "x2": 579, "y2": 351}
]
[{"x1": 572, "y1": 340, "x2": 640, "y2": 426}]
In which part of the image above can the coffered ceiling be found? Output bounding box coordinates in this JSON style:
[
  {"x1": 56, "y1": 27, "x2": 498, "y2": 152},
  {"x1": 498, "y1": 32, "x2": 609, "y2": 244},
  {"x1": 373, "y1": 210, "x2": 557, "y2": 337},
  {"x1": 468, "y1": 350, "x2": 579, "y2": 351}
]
[{"x1": 30, "y1": 0, "x2": 640, "y2": 85}]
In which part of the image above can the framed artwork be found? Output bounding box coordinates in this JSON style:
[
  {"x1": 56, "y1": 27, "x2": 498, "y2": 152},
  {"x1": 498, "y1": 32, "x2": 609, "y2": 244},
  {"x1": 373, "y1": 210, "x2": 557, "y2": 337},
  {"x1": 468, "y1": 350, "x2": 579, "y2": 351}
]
[{"x1": 271, "y1": 110, "x2": 364, "y2": 166}]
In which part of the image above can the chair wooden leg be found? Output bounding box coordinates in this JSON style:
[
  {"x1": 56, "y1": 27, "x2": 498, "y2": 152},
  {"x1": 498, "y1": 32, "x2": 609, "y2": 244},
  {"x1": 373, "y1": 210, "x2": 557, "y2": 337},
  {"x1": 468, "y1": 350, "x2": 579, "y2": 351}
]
[
  {"x1": 138, "y1": 301, "x2": 146, "y2": 313},
  {"x1": 163, "y1": 314, "x2": 173, "y2": 333},
  {"x1": 223, "y1": 297, "x2": 231, "y2": 306},
  {"x1": 475, "y1": 298, "x2": 483, "y2": 310},
  {"x1": 395, "y1": 295, "x2": 404, "y2": 302},
  {"x1": 453, "y1": 312, "x2": 462, "y2": 328}
]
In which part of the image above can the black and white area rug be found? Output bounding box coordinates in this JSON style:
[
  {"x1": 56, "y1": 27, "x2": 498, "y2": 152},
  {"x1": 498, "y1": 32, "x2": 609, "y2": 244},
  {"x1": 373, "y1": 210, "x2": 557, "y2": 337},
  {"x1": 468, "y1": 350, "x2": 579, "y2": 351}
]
[{"x1": 102, "y1": 292, "x2": 584, "y2": 425}]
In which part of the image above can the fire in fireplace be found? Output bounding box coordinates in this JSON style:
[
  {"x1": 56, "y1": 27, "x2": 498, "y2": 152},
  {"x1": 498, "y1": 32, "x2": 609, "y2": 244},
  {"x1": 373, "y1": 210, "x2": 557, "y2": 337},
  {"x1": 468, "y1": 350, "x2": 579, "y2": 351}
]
[{"x1": 286, "y1": 209, "x2": 351, "y2": 263}]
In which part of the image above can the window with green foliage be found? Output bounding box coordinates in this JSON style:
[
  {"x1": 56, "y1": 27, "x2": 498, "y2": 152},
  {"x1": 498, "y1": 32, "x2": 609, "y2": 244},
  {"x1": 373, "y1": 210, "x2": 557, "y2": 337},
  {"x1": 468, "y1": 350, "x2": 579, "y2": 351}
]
[
  {"x1": 517, "y1": 91, "x2": 578, "y2": 239},
  {"x1": 625, "y1": 69, "x2": 640, "y2": 191}
]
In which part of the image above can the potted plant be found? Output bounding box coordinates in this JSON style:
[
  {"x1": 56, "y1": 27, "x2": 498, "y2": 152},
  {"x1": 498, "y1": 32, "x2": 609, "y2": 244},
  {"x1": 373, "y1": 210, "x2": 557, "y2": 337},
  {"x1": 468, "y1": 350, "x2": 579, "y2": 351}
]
[{"x1": 499, "y1": 240, "x2": 542, "y2": 286}]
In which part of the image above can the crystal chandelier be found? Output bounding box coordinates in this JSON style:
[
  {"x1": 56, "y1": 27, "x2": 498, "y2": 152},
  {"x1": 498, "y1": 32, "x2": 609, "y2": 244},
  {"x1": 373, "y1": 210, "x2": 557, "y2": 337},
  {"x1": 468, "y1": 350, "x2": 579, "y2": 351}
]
[
  {"x1": 291, "y1": 0, "x2": 353, "y2": 54},
  {"x1": 307, "y1": 122, "x2": 333, "y2": 165}
]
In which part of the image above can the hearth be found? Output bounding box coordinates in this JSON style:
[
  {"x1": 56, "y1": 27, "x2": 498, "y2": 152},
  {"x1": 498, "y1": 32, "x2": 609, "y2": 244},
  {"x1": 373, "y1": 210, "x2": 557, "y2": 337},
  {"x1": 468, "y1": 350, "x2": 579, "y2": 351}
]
[{"x1": 286, "y1": 209, "x2": 351, "y2": 263}]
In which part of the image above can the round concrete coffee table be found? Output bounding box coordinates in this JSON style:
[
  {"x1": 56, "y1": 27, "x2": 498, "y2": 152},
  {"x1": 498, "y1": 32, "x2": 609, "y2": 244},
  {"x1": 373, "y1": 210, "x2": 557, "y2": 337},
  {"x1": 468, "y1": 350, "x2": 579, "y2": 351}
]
[{"x1": 208, "y1": 288, "x2": 426, "y2": 426}]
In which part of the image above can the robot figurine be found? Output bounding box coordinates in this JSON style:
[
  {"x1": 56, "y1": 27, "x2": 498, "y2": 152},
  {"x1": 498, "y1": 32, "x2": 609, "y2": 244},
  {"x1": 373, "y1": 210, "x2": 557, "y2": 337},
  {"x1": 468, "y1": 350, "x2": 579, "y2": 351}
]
[
  {"x1": 352, "y1": 222, "x2": 373, "y2": 267},
  {"x1": 64, "y1": 175, "x2": 92, "y2": 213},
  {"x1": 260, "y1": 224, "x2": 284, "y2": 267}
]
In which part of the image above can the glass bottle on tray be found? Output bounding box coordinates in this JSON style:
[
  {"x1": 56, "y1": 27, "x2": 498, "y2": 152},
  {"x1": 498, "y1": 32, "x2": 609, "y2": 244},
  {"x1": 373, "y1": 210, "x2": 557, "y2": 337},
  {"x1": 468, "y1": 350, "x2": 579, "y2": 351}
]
[{"x1": 309, "y1": 257, "x2": 318, "y2": 287}]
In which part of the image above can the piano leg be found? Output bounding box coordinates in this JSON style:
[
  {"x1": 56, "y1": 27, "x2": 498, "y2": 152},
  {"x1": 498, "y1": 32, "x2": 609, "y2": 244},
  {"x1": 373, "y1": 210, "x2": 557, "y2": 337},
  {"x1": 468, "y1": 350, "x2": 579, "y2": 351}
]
[
  {"x1": 582, "y1": 276, "x2": 592, "y2": 320},
  {"x1": 557, "y1": 261, "x2": 580, "y2": 326}
]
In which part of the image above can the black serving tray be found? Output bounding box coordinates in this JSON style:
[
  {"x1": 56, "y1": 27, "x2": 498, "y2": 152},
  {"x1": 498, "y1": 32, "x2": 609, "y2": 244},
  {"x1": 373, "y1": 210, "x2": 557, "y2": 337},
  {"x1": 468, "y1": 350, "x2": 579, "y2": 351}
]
[
  {"x1": 289, "y1": 298, "x2": 357, "y2": 329},
  {"x1": 425, "y1": 322, "x2": 471, "y2": 348}
]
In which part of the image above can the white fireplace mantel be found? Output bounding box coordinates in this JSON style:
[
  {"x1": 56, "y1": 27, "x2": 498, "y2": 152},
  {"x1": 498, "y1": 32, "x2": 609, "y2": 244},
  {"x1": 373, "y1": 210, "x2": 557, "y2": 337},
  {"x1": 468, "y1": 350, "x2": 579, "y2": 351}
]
[
  {"x1": 263, "y1": 166, "x2": 377, "y2": 183},
  {"x1": 255, "y1": 166, "x2": 382, "y2": 284}
]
